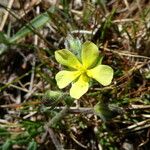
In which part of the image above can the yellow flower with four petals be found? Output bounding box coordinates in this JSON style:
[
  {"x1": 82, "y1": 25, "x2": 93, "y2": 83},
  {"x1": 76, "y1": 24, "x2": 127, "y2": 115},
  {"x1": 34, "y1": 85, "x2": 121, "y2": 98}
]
[{"x1": 55, "y1": 41, "x2": 114, "y2": 99}]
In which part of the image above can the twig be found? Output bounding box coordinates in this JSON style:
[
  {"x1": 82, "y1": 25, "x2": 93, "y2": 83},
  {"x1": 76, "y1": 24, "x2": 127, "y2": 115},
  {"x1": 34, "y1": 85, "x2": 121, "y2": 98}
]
[
  {"x1": 45, "y1": 127, "x2": 64, "y2": 150},
  {"x1": 46, "y1": 106, "x2": 69, "y2": 127},
  {"x1": 0, "y1": 0, "x2": 14, "y2": 31},
  {"x1": 9, "y1": 84, "x2": 29, "y2": 93},
  {"x1": 123, "y1": 119, "x2": 150, "y2": 132},
  {"x1": 41, "y1": 130, "x2": 48, "y2": 143},
  {"x1": 71, "y1": 30, "x2": 93, "y2": 34},
  {"x1": 0, "y1": 70, "x2": 32, "y2": 92},
  {"x1": 0, "y1": 119, "x2": 9, "y2": 124},
  {"x1": 128, "y1": 104, "x2": 150, "y2": 110},
  {"x1": 126, "y1": 119, "x2": 150, "y2": 130},
  {"x1": 102, "y1": 46, "x2": 150, "y2": 60},
  {"x1": 41, "y1": 106, "x2": 69, "y2": 149},
  {"x1": 123, "y1": 0, "x2": 130, "y2": 12},
  {"x1": 25, "y1": 6, "x2": 39, "y2": 100},
  {"x1": 24, "y1": 81, "x2": 43, "y2": 99},
  {"x1": 23, "y1": 111, "x2": 37, "y2": 119},
  {"x1": 113, "y1": 18, "x2": 135, "y2": 23},
  {"x1": 43, "y1": 106, "x2": 94, "y2": 114},
  {"x1": 28, "y1": 55, "x2": 35, "y2": 93},
  {"x1": 70, "y1": 132, "x2": 87, "y2": 149}
]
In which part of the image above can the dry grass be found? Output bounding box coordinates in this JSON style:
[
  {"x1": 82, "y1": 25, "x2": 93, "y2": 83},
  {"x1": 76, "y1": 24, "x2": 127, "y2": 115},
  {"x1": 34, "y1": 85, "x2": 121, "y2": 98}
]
[{"x1": 0, "y1": 0, "x2": 150, "y2": 149}]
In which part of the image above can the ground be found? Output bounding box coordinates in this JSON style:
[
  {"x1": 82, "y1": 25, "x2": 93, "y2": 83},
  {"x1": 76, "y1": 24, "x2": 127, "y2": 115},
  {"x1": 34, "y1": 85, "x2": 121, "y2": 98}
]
[{"x1": 0, "y1": 0, "x2": 150, "y2": 150}]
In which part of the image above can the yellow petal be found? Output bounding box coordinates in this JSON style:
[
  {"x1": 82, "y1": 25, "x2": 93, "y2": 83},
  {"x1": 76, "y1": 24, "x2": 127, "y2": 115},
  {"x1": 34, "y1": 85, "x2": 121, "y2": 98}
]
[
  {"x1": 70, "y1": 74, "x2": 89, "y2": 99},
  {"x1": 55, "y1": 70, "x2": 80, "y2": 89},
  {"x1": 81, "y1": 41, "x2": 99, "y2": 69},
  {"x1": 87, "y1": 65, "x2": 113, "y2": 86},
  {"x1": 55, "y1": 49, "x2": 82, "y2": 69}
]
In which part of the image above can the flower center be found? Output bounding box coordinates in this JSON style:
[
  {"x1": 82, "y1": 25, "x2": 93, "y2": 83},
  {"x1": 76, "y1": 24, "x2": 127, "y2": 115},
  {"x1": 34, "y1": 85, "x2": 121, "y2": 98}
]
[{"x1": 79, "y1": 66, "x2": 87, "y2": 74}]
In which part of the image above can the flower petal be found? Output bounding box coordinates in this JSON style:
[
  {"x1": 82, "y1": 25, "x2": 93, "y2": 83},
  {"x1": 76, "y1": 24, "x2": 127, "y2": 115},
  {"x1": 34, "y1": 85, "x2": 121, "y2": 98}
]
[
  {"x1": 70, "y1": 74, "x2": 89, "y2": 99},
  {"x1": 55, "y1": 49, "x2": 82, "y2": 69},
  {"x1": 55, "y1": 70, "x2": 80, "y2": 89},
  {"x1": 81, "y1": 41, "x2": 99, "y2": 69},
  {"x1": 87, "y1": 65, "x2": 113, "y2": 86}
]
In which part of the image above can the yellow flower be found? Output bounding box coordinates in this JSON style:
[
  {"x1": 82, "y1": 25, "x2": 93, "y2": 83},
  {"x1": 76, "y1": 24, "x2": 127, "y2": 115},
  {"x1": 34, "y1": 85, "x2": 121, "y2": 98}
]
[{"x1": 55, "y1": 41, "x2": 113, "y2": 99}]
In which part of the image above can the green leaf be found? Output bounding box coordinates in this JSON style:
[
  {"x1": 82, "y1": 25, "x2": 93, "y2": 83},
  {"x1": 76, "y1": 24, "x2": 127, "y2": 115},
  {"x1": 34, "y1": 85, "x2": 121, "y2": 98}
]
[
  {"x1": 145, "y1": 70, "x2": 150, "y2": 79},
  {"x1": 42, "y1": 90, "x2": 64, "y2": 108},
  {"x1": 96, "y1": 55, "x2": 104, "y2": 66},
  {"x1": 94, "y1": 102, "x2": 122, "y2": 121},
  {"x1": 83, "y1": 2, "x2": 93, "y2": 24},
  {"x1": 87, "y1": 65, "x2": 114, "y2": 86},
  {"x1": 27, "y1": 140, "x2": 37, "y2": 150},
  {"x1": 0, "y1": 127, "x2": 10, "y2": 137},
  {"x1": 0, "y1": 32, "x2": 9, "y2": 55},
  {"x1": 42, "y1": 90, "x2": 74, "y2": 107},
  {"x1": 65, "y1": 35, "x2": 82, "y2": 58},
  {"x1": 0, "y1": 32, "x2": 9, "y2": 44},
  {"x1": 2, "y1": 140, "x2": 12, "y2": 150},
  {"x1": 9, "y1": 13, "x2": 49, "y2": 43},
  {"x1": 0, "y1": 44, "x2": 8, "y2": 55},
  {"x1": 8, "y1": 7, "x2": 55, "y2": 43},
  {"x1": 44, "y1": 90, "x2": 63, "y2": 101}
]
